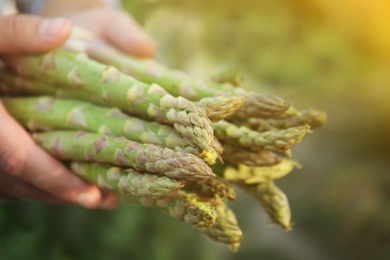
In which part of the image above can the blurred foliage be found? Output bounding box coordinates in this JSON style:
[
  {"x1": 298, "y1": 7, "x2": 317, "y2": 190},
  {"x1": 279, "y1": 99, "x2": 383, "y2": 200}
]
[{"x1": 2, "y1": 0, "x2": 390, "y2": 259}]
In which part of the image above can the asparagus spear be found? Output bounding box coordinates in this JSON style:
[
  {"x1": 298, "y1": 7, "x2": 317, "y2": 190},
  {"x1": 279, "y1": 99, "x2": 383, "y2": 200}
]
[
  {"x1": 196, "y1": 95, "x2": 247, "y2": 122},
  {"x1": 127, "y1": 190, "x2": 217, "y2": 229},
  {"x1": 223, "y1": 161, "x2": 297, "y2": 230},
  {"x1": 221, "y1": 143, "x2": 283, "y2": 167},
  {"x1": 74, "y1": 39, "x2": 292, "y2": 119},
  {"x1": 1, "y1": 50, "x2": 218, "y2": 162},
  {"x1": 197, "y1": 198, "x2": 243, "y2": 252},
  {"x1": 1, "y1": 96, "x2": 212, "y2": 159},
  {"x1": 0, "y1": 68, "x2": 246, "y2": 124},
  {"x1": 210, "y1": 67, "x2": 244, "y2": 87},
  {"x1": 265, "y1": 108, "x2": 327, "y2": 129},
  {"x1": 33, "y1": 131, "x2": 214, "y2": 182},
  {"x1": 70, "y1": 162, "x2": 184, "y2": 199},
  {"x1": 0, "y1": 69, "x2": 91, "y2": 99},
  {"x1": 223, "y1": 159, "x2": 299, "y2": 184},
  {"x1": 239, "y1": 108, "x2": 327, "y2": 132},
  {"x1": 213, "y1": 120, "x2": 311, "y2": 153},
  {"x1": 243, "y1": 182, "x2": 292, "y2": 231}
]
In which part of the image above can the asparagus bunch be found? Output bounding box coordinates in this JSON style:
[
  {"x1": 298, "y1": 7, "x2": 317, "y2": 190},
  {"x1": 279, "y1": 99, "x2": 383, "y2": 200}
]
[
  {"x1": 0, "y1": 26, "x2": 327, "y2": 251},
  {"x1": 1, "y1": 50, "x2": 220, "y2": 164}
]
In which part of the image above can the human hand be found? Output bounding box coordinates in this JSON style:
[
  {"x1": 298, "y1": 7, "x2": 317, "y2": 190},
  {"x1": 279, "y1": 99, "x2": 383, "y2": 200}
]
[
  {"x1": 0, "y1": 8, "x2": 155, "y2": 208},
  {"x1": 41, "y1": 6, "x2": 156, "y2": 57},
  {"x1": 0, "y1": 14, "x2": 109, "y2": 208}
]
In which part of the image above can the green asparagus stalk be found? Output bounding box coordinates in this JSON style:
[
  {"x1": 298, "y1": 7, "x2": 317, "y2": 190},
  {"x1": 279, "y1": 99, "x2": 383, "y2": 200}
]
[
  {"x1": 265, "y1": 108, "x2": 327, "y2": 129},
  {"x1": 243, "y1": 182, "x2": 292, "y2": 231},
  {"x1": 223, "y1": 159, "x2": 299, "y2": 184},
  {"x1": 196, "y1": 95, "x2": 247, "y2": 122},
  {"x1": 84, "y1": 41, "x2": 222, "y2": 98},
  {"x1": 0, "y1": 69, "x2": 91, "y2": 99},
  {"x1": 240, "y1": 108, "x2": 327, "y2": 132},
  {"x1": 70, "y1": 162, "x2": 184, "y2": 199},
  {"x1": 1, "y1": 68, "x2": 246, "y2": 124},
  {"x1": 1, "y1": 96, "x2": 211, "y2": 158},
  {"x1": 221, "y1": 143, "x2": 283, "y2": 167},
  {"x1": 238, "y1": 118, "x2": 274, "y2": 133},
  {"x1": 33, "y1": 131, "x2": 214, "y2": 182},
  {"x1": 78, "y1": 40, "x2": 292, "y2": 119},
  {"x1": 127, "y1": 190, "x2": 217, "y2": 229},
  {"x1": 197, "y1": 198, "x2": 243, "y2": 252},
  {"x1": 270, "y1": 106, "x2": 302, "y2": 118},
  {"x1": 232, "y1": 94, "x2": 291, "y2": 120},
  {"x1": 210, "y1": 67, "x2": 244, "y2": 87},
  {"x1": 1, "y1": 50, "x2": 218, "y2": 162},
  {"x1": 213, "y1": 120, "x2": 311, "y2": 153}
]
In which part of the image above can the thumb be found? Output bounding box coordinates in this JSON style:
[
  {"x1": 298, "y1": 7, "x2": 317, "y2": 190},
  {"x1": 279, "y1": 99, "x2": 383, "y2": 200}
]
[{"x1": 0, "y1": 14, "x2": 72, "y2": 53}]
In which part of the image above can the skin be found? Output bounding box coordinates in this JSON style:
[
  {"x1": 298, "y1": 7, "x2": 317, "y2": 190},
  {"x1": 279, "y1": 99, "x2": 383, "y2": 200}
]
[{"x1": 0, "y1": 2, "x2": 156, "y2": 209}]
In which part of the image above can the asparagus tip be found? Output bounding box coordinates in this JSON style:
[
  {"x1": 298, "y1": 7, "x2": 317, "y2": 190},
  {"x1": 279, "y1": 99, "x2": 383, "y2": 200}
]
[{"x1": 200, "y1": 149, "x2": 219, "y2": 165}]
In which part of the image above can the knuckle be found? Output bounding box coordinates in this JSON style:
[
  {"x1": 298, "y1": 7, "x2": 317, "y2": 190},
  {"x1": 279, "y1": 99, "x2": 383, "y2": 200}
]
[
  {"x1": 0, "y1": 15, "x2": 32, "y2": 49},
  {"x1": 0, "y1": 148, "x2": 27, "y2": 178},
  {"x1": 6, "y1": 16, "x2": 25, "y2": 41}
]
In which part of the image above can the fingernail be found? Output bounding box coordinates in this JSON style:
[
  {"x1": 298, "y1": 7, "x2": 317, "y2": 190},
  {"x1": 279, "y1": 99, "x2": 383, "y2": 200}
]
[
  {"x1": 77, "y1": 192, "x2": 99, "y2": 208},
  {"x1": 39, "y1": 18, "x2": 68, "y2": 37}
]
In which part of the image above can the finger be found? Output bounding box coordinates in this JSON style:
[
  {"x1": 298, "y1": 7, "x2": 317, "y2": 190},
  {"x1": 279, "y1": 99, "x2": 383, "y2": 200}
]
[
  {"x1": 0, "y1": 14, "x2": 72, "y2": 53},
  {"x1": 0, "y1": 102, "x2": 102, "y2": 208},
  {"x1": 101, "y1": 9, "x2": 156, "y2": 57},
  {"x1": 65, "y1": 8, "x2": 156, "y2": 57},
  {"x1": 0, "y1": 171, "x2": 62, "y2": 203},
  {"x1": 0, "y1": 190, "x2": 16, "y2": 201},
  {"x1": 99, "y1": 190, "x2": 119, "y2": 210}
]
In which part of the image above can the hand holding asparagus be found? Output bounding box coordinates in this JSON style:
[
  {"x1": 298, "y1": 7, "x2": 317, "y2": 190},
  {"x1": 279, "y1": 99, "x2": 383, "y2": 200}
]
[{"x1": 0, "y1": 24, "x2": 326, "y2": 250}]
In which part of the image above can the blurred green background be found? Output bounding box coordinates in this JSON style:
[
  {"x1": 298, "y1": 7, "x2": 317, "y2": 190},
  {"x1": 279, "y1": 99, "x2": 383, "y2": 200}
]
[{"x1": 1, "y1": 0, "x2": 390, "y2": 259}]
